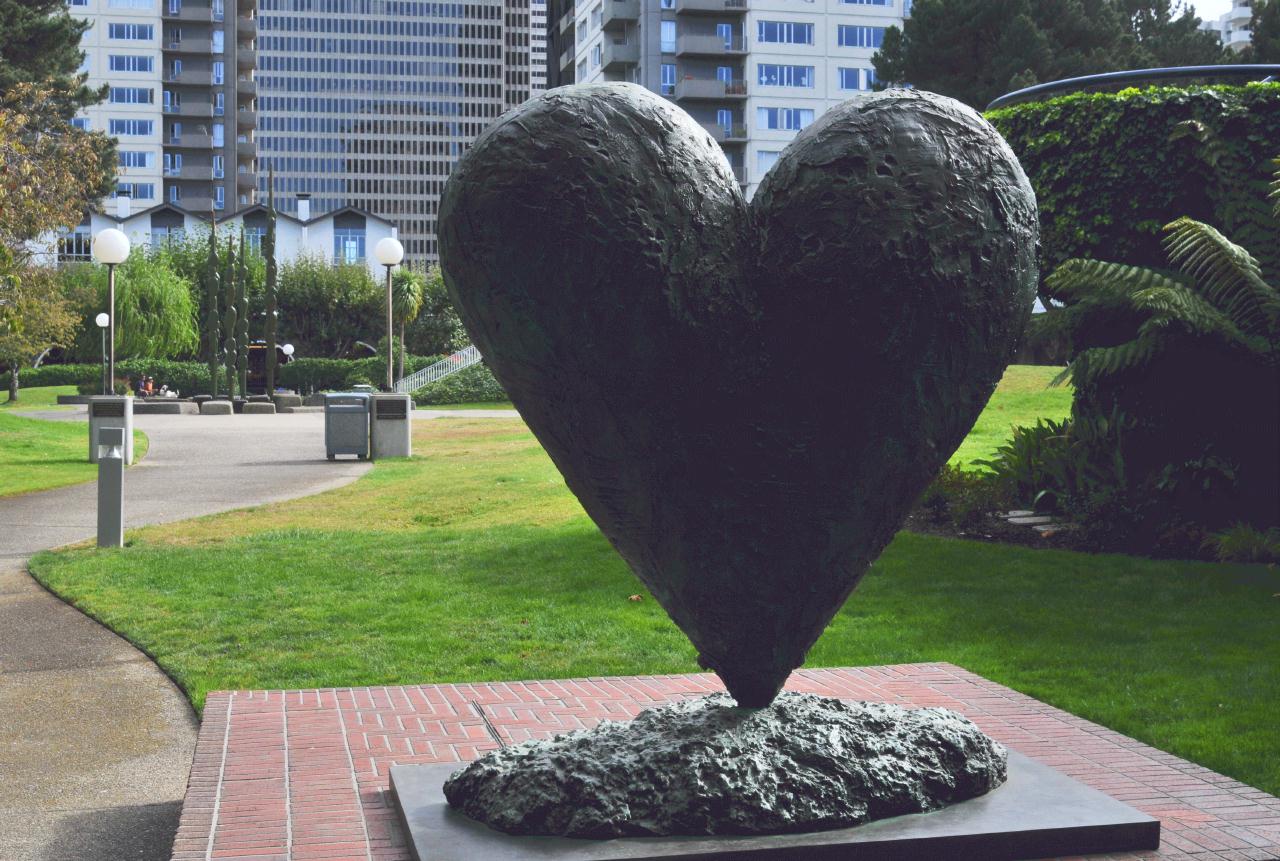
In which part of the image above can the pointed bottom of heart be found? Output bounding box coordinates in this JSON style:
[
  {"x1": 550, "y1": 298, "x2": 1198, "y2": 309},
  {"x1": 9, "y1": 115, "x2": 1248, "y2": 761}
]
[{"x1": 439, "y1": 693, "x2": 1007, "y2": 838}]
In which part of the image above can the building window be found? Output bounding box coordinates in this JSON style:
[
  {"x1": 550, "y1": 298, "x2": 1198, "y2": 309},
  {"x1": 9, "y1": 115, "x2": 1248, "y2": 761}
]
[
  {"x1": 110, "y1": 86, "x2": 154, "y2": 104},
  {"x1": 69, "y1": 0, "x2": 89, "y2": 6},
  {"x1": 113, "y1": 182, "x2": 155, "y2": 200},
  {"x1": 214, "y1": 186, "x2": 225, "y2": 210},
  {"x1": 757, "y1": 21, "x2": 813, "y2": 45},
  {"x1": 71, "y1": 117, "x2": 91, "y2": 130},
  {"x1": 591, "y1": 42, "x2": 601, "y2": 68},
  {"x1": 163, "y1": 152, "x2": 182, "y2": 175},
  {"x1": 661, "y1": 20, "x2": 676, "y2": 52},
  {"x1": 212, "y1": 30, "x2": 224, "y2": 53},
  {"x1": 864, "y1": 68, "x2": 876, "y2": 89},
  {"x1": 244, "y1": 226, "x2": 266, "y2": 252},
  {"x1": 119, "y1": 150, "x2": 153, "y2": 168},
  {"x1": 169, "y1": 121, "x2": 182, "y2": 142},
  {"x1": 756, "y1": 106, "x2": 813, "y2": 131},
  {"x1": 837, "y1": 25, "x2": 886, "y2": 48},
  {"x1": 757, "y1": 63, "x2": 814, "y2": 88},
  {"x1": 108, "y1": 23, "x2": 155, "y2": 40},
  {"x1": 841, "y1": 0, "x2": 891, "y2": 4},
  {"x1": 660, "y1": 0, "x2": 674, "y2": 7},
  {"x1": 660, "y1": 63, "x2": 676, "y2": 95},
  {"x1": 108, "y1": 54, "x2": 154, "y2": 72},
  {"x1": 109, "y1": 118, "x2": 154, "y2": 135},
  {"x1": 152, "y1": 227, "x2": 186, "y2": 248},
  {"x1": 716, "y1": 108, "x2": 732, "y2": 131},
  {"x1": 213, "y1": 155, "x2": 225, "y2": 178},
  {"x1": 212, "y1": 0, "x2": 223, "y2": 20},
  {"x1": 58, "y1": 229, "x2": 92, "y2": 261},
  {"x1": 214, "y1": 92, "x2": 224, "y2": 115},
  {"x1": 169, "y1": 185, "x2": 181, "y2": 203},
  {"x1": 590, "y1": 3, "x2": 602, "y2": 28},
  {"x1": 168, "y1": 0, "x2": 181, "y2": 14},
  {"x1": 757, "y1": 150, "x2": 780, "y2": 176},
  {"x1": 213, "y1": 61, "x2": 225, "y2": 84},
  {"x1": 168, "y1": 58, "x2": 182, "y2": 79},
  {"x1": 334, "y1": 228, "x2": 365, "y2": 263},
  {"x1": 212, "y1": 123, "x2": 224, "y2": 146}
]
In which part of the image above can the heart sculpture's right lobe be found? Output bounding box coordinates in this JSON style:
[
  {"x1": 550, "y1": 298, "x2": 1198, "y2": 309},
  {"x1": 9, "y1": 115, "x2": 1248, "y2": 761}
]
[{"x1": 439, "y1": 84, "x2": 1038, "y2": 707}]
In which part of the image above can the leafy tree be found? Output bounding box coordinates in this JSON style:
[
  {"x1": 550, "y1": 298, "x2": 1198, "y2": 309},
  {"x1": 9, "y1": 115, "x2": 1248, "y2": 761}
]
[
  {"x1": 404, "y1": 265, "x2": 469, "y2": 357},
  {"x1": 59, "y1": 255, "x2": 198, "y2": 362},
  {"x1": 0, "y1": 267, "x2": 78, "y2": 401},
  {"x1": 277, "y1": 256, "x2": 381, "y2": 358},
  {"x1": 0, "y1": 0, "x2": 103, "y2": 116},
  {"x1": 391, "y1": 268, "x2": 425, "y2": 380},
  {"x1": 221, "y1": 237, "x2": 237, "y2": 397},
  {"x1": 873, "y1": 0, "x2": 1227, "y2": 109},
  {"x1": 201, "y1": 227, "x2": 221, "y2": 396},
  {"x1": 1241, "y1": 0, "x2": 1280, "y2": 61}
]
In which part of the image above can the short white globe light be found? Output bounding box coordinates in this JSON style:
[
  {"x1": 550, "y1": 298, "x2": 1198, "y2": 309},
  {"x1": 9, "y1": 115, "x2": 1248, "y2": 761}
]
[
  {"x1": 281, "y1": 343, "x2": 295, "y2": 357},
  {"x1": 92, "y1": 228, "x2": 131, "y2": 265},
  {"x1": 95, "y1": 312, "x2": 110, "y2": 328},
  {"x1": 373, "y1": 236, "x2": 404, "y2": 267}
]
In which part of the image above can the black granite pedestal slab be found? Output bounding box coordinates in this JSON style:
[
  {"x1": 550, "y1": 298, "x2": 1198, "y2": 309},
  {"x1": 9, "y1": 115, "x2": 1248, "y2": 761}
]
[{"x1": 389, "y1": 751, "x2": 1160, "y2": 861}]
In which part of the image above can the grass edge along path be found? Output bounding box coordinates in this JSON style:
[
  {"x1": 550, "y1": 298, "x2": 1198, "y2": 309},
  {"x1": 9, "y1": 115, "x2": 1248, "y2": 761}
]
[
  {"x1": 29, "y1": 414, "x2": 1278, "y2": 798},
  {"x1": 0, "y1": 397, "x2": 149, "y2": 498}
]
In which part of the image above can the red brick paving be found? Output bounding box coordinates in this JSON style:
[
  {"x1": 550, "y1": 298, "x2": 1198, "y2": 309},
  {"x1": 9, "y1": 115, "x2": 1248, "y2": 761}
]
[{"x1": 169, "y1": 663, "x2": 1280, "y2": 861}]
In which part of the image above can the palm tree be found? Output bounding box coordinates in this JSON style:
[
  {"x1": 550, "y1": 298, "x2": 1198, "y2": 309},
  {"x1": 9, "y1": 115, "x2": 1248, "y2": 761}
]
[{"x1": 391, "y1": 267, "x2": 425, "y2": 381}]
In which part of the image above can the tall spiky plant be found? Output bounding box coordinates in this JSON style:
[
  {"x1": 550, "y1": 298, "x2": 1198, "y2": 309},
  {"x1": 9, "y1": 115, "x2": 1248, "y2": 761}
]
[
  {"x1": 263, "y1": 167, "x2": 279, "y2": 394},
  {"x1": 222, "y1": 236, "x2": 238, "y2": 398},
  {"x1": 392, "y1": 267, "x2": 425, "y2": 380},
  {"x1": 236, "y1": 230, "x2": 250, "y2": 396},
  {"x1": 202, "y1": 221, "x2": 221, "y2": 397}
]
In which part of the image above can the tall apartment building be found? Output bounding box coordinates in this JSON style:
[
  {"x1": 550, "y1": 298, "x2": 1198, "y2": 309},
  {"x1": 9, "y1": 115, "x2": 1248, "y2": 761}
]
[
  {"x1": 545, "y1": 0, "x2": 903, "y2": 196},
  {"x1": 67, "y1": 0, "x2": 258, "y2": 216},
  {"x1": 1199, "y1": 1, "x2": 1253, "y2": 52},
  {"x1": 254, "y1": 0, "x2": 546, "y2": 263}
]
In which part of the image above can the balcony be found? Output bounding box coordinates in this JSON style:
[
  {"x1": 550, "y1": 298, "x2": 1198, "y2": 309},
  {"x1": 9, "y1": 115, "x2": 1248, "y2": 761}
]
[
  {"x1": 166, "y1": 38, "x2": 214, "y2": 54},
  {"x1": 236, "y1": 107, "x2": 256, "y2": 128},
  {"x1": 236, "y1": 169, "x2": 255, "y2": 188},
  {"x1": 602, "y1": 0, "x2": 639, "y2": 30},
  {"x1": 730, "y1": 164, "x2": 746, "y2": 184},
  {"x1": 699, "y1": 121, "x2": 747, "y2": 143},
  {"x1": 164, "y1": 68, "x2": 214, "y2": 86},
  {"x1": 165, "y1": 164, "x2": 215, "y2": 180},
  {"x1": 236, "y1": 76, "x2": 256, "y2": 95},
  {"x1": 559, "y1": 47, "x2": 574, "y2": 71},
  {"x1": 177, "y1": 195, "x2": 215, "y2": 212},
  {"x1": 236, "y1": 139, "x2": 255, "y2": 158},
  {"x1": 163, "y1": 101, "x2": 214, "y2": 117},
  {"x1": 675, "y1": 77, "x2": 747, "y2": 100},
  {"x1": 603, "y1": 38, "x2": 640, "y2": 70},
  {"x1": 168, "y1": 133, "x2": 214, "y2": 148},
  {"x1": 559, "y1": 9, "x2": 575, "y2": 34},
  {"x1": 237, "y1": 45, "x2": 256, "y2": 68},
  {"x1": 676, "y1": 0, "x2": 747, "y2": 14},
  {"x1": 163, "y1": 6, "x2": 214, "y2": 21},
  {"x1": 677, "y1": 34, "x2": 746, "y2": 56},
  {"x1": 237, "y1": 15, "x2": 256, "y2": 37}
]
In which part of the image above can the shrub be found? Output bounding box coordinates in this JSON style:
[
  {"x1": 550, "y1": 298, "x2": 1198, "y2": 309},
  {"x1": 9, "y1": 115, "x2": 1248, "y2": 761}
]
[
  {"x1": 987, "y1": 84, "x2": 1280, "y2": 286},
  {"x1": 278, "y1": 354, "x2": 443, "y2": 393},
  {"x1": 23, "y1": 359, "x2": 209, "y2": 395},
  {"x1": 1205, "y1": 524, "x2": 1280, "y2": 564},
  {"x1": 916, "y1": 465, "x2": 1010, "y2": 530},
  {"x1": 412, "y1": 362, "x2": 507, "y2": 405}
]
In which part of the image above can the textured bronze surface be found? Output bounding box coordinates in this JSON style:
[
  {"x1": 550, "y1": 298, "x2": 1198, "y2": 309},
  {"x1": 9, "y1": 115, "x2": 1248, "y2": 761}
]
[
  {"x1": 439, "y1": 83, "x2": 1038, "y2": 708},
  {"x1": 443, "y1": 693, "x2": 1007, "y2": 838}
]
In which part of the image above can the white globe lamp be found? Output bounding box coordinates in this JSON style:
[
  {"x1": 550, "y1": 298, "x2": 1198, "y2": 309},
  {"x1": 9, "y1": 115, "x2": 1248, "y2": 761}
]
[
  {"x1": 373, "y1": 237, "x2": 405, "y2": 390},
  {"x1": 92, "y1": 228, "x2": 131, "y2": 394}
]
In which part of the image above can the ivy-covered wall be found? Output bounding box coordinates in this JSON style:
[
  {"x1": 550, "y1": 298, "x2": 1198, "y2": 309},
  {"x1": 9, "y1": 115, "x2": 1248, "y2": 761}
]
[{"x1": 987, "y1": 84, "x2": 1280, "y2": 286}]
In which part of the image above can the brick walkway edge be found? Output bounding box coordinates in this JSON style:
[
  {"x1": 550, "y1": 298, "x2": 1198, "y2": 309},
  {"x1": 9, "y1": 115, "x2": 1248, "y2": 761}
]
[{"x1": 170, "y1": 663, "x2": 1280, "y2": 861}]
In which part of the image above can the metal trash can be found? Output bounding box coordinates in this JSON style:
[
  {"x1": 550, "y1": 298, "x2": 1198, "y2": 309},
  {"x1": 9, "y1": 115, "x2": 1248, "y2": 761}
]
[
  {"x1": 369, "y1": 393, "x2": 412, "y2": 460},
  {"x1": 324, "y1": 392, "x2": 370, "y2": 460}
]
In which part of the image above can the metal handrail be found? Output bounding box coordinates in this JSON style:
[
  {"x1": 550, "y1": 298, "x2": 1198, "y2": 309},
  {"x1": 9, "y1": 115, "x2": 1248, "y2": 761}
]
[
  {"x1": 395, "y1": 344, "x2": 482, "y2": 394},
  {"x1": 986, "y1": 65, "x2": 1280, "y2": 111}
]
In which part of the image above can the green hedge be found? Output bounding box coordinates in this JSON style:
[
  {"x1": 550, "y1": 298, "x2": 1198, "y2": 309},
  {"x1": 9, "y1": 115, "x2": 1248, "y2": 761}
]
[
  {"x1": 412, "y1": 363, "x2": 507, "y2": 405},
  {"x1": 21, "y1": 360, "x2": 210, "y2": 394},
  {"x1": 987, "y1": 84, "x2": 1280, "y2": 284},
  {"x1": 279, "y1": 354, "x2": 443, "y2": 393}
]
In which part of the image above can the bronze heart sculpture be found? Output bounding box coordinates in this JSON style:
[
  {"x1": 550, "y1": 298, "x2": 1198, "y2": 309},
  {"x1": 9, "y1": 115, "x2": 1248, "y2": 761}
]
[{"x1": 439, "y1": 83, "x2": 1037, "y2": 707}]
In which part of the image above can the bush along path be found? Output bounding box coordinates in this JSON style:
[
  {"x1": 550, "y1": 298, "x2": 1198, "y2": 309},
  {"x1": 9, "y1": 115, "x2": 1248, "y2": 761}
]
[{"x1": 0, "y1": 410, "x2": 371, "y2": 861}]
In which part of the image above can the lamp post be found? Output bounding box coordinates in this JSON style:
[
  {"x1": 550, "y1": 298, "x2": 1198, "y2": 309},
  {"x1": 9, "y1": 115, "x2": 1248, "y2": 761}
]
[
  {"x1": 95, "y1": 313, "x2": 110, "y2": 394},
  {"x1": 91, "y1": 229, "x2": 131, "y2": 395},
  {"x1": 373, "y1": 237, "x2": 404, "y2": 391}
]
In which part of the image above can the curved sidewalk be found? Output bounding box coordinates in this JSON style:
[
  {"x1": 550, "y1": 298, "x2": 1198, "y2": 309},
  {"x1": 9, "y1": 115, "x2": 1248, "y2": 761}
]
[{"x1": 0, "y1": 411, "x2": 371, "y2": 861}]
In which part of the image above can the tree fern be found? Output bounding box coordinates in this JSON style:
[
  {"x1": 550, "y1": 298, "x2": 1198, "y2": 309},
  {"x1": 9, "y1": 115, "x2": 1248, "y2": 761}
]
[{"x1": 1162, "y1": 217, "x2": 1280, "y2": 339}]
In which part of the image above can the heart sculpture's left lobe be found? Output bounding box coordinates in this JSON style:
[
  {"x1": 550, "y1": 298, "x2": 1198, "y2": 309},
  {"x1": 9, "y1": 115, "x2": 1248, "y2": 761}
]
[{"x1": 439, "y1": 83, "x2": 1038, "y2": 707}]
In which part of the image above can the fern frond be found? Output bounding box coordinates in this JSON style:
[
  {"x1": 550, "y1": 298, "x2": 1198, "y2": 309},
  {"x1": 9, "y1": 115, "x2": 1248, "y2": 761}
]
[
  {"x1": 1162, "y1": 217, "x2": 1280, "y2": 338},
  {"x1": 1045, "y1": 258, "x2": 1181, "y2": 305},
  {"x1": 1131, "y1": 284, "x2": 1257, "y2": 352},
  {"x1": 1074, "y1": 332, "x2": 1166, "y2": 384},
  {"x1": 1271, "y1": 156, "x2": 1280, "y2": 221}
]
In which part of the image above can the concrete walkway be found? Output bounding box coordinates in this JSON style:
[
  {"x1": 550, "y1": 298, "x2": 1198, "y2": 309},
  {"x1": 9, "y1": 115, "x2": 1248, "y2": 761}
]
[{"x1": 0, "y1": 411, "x2": 371, "y2": 861}]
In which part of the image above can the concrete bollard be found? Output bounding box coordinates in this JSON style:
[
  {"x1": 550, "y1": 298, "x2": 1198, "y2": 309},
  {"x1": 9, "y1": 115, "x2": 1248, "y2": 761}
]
[
  {"x1": 242, "y1": 402, "x2": 277, "y2": 415},
  {"x1": 200, "y1": 400, "x2": 234, "y2": 415},
  {"x1": 97, "y1": 426, "x2": 124, "y2": 548}
]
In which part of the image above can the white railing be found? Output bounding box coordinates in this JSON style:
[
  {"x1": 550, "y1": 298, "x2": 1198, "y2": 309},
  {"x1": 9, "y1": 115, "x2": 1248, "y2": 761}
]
[{"x1": 395, "y1": 344, "x2": 482, "y2": 393}]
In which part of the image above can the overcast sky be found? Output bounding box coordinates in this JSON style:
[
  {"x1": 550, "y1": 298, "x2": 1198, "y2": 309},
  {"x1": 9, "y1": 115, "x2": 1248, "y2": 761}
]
[{"x1": 1192, "y1": 0, "x2": 1233, "y2": 21}]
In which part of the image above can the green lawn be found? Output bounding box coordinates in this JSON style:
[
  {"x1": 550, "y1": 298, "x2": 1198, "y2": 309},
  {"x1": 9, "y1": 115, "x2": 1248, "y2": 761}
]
[
  {"x1": 0, "y1": 391, "x2": 149, "y2": 498},
  {"x1": 949, "y1": 365, "x2": 1071, "y2": 468},
  {"x1": 30, "y1": 417, "x2": 1278, "y2": 796},
  {"x1": 0, "y1": 384, "x2": 79, "y2": 412}
]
